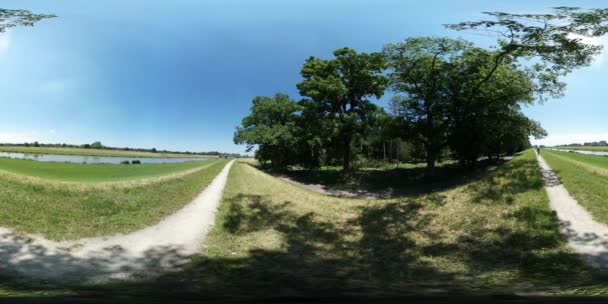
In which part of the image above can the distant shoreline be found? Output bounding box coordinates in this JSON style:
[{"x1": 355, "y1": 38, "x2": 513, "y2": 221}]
[
  {"x1": 0, "y1": 146, "x2": 219, "y2": 159},
  {"x1": 553, "y1": 146, "x2": 608, "y2": 152}
]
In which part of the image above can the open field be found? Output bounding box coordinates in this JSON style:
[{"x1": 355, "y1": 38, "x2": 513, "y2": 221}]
[
  {"x1": 0, "y1": 159, "x2": 228, "y2": 240},
  {"x1": 542, "y1": 149, "x2": 608, "y2": 224},
  {"x1": 554, "y1": 146, "x2": 608, "y2": 152},
  {"x1": 79, "y1": 150, "x2": 598, "y2": 298},
  {"x1": 0, "y1": 146, "x2": 217, "y2": 158},
  {"x1": 0, "y1": 157, "x2": 213, "y2": 183}
]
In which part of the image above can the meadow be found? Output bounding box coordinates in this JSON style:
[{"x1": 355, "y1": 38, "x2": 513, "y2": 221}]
[
  {"x1": 0, "y1": 159, "x2": 228, "y2": 240},
  {"x1": 542, "y1": 149, "x2": 608, "y2": 224},
  {"x1": 0, "y1": 157, "x2": 214, "y2": 183},
  {"x1": 0, "y1": 146, "x2": 216, "y2": 158}
]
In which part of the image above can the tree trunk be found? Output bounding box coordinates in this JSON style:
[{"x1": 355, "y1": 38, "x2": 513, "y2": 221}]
[
  {"x1": 425, "y1": 150, "x2": 436, "y2": 177},
  {"x1": 383, "y1": 141, "x2": 386, "y2": 162},
  {"x1": 343, "y1": 137, "x2": 351, "y2": 172}
]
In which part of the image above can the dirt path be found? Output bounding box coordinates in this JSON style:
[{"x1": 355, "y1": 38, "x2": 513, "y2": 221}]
[
  {"x1": 274, "y1": 175, "x2": 383, "y2": 199},
  {"x1": 0, "y1": 160, "x2": 235, "y2": 284},
  {"x1": 536, "y1": 152, "x2": 608, "y2": 270}
]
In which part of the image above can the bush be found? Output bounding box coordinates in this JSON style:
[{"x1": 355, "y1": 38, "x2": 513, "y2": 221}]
[
  {"x1": 120, "y1": 160, "x2": 130, "y2": 165},
  {"x1": 131, "y1": 160, "x2": 141, "y2": 164}
]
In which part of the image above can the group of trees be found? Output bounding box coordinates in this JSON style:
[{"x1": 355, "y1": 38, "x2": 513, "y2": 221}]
[{"x1": 235, "y1": 7, "x2": 608, "y2": 174}]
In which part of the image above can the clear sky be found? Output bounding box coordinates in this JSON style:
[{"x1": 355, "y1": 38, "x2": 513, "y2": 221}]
[{"x1": 0, "y1": 0, "x2": 606, "y2": 153}]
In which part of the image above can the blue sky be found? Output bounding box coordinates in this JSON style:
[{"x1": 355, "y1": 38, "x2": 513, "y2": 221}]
[{"x1": 0, "y1": 0, "x2": 606, "y2": 153}]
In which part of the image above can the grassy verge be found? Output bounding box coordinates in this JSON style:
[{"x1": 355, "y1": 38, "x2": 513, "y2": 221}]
[
  {"x1": 0, "y1": 160, "x2": 228, "y2": 240},
  {"x1": 542, "y1": 149, "x2": 608, "y2": 224},
  {"x1": 0, "y1": 146, "x2": 216, "y2": 158},
  {"x1": 95, "y1": 149, "x2": 597, "y2": 298},
  {"x1": 0, "y1": 158, "x2": 213, "y2": 183}
]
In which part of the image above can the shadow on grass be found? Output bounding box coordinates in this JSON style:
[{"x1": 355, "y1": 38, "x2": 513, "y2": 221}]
[
  {"x1": 263, "y1": 158, "x2": 517, "y2": 198},
  {"x1": 2, "y1": 155, "x2": 608, "y2": 302}
]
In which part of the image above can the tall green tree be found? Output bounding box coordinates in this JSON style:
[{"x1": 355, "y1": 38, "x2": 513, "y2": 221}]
[
  {"x1": 0, "y1": 9, "x2": 55, "y2": 33},
  {"x1": 233, "y1": 93, "x2": 302, "y2": 168},
  {"x1": 384, "y1": 37, "x2": 470, "y2": 175},
  {"x1": 447, "y1": 47, "x2": 541, "y2": 167},
  {"x1": 297, "y1": 48, "x2": 387, "y2": 171}
]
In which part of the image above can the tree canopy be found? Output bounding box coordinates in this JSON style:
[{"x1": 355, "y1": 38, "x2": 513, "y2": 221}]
[
  {"x1": 0, "y1": 9, "x2": 55, "y2": 33},
  {"x1": 297, "y1": 48, "x2": 388, "y2": 171},
  {"x1": 234, "y1": 7, "x2": 608, "y2": 175}
]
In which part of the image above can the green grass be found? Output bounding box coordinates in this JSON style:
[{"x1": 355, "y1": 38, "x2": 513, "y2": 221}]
[
  {"x1": 0, "y1": 146, "x2": 217, "y2": 158},
  {"x1": 554, "y1": 146, "x2": 608, "y2": 152},
  {"x1": 543, "y1": 149, "x2": 608, "y2": 171},
  {"x1": 542, "y1": 149, "x2": 608, "y2": 224},
  {"x1": 0, "y1": 157, "x2": 213, "y2": 183},
  {"x1": 0, "y1": 159, "x2": 229, "y2": 240},
  {"x1": 273, "y1": 158, "x2": 486, "y2": 197},
  {"x1": 93, "y1": 149, "x2": 598, "y2": 298}
]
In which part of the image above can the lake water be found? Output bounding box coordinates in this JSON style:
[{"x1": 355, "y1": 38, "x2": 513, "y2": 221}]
[
  {"x1": 0, "y1": 151, "x2": 211, "y2": 164},
  {"x1": 549, "y1": 148, "x2": 608, "y2": 156}
]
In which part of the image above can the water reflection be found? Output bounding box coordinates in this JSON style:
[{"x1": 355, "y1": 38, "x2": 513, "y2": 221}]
[
  {"x1": 0, "y1": 152, "x2": 210, "y2": 164},
  {"x1": 549, "y1": 148, "x2": 608, "y2": 156}
]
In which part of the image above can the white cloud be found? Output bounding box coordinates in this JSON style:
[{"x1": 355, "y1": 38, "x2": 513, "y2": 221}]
[
  {"x1": 0, "y1": 131, "x2": 40, "y2": 143},
  {"x1": 569, "y1": 33, "x2": 608, "y2": 67},
  {"x1": 531, "y1": 132, "x2": 608, "y2": 147},
  {"x1": 49, "y1": 129, "x2": 56, "y2": 134},
  {"x1": 0, "y1": 31, "x2": 11, "y2": 57}
]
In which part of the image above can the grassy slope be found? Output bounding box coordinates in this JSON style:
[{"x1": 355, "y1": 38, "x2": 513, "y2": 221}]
[
  {"x1": 0, "y1": 160, "x2": 229, "y2": 240},
  {"x1": 0, "y1": 158, "x2": 212, "y2": 183},
  {"x1": 112, "y1": 150, "x2": 596, "y2": 298},
  {"x1": 544, "y1": 149, "x2": 608, "y2": 170},
  {"x1": 0, "y1": 146, "x2": 217, "y2": 158},
  {"x1": 542, "y1": 149, "x2": 608, "y2": 224}
]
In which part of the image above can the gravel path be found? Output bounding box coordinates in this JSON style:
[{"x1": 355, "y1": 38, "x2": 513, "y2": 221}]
[
  {"x1": 0, "y1": 160, "x2": 235, "y2": 284},
  {"x1": 536, "y1": 152, "x2": 608, "y2": 270}
]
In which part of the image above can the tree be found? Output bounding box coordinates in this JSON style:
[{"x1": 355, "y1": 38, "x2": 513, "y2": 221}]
[
  {"x1": 445, "y1": 47, "x2": 540, "y2": 167},
  {"x1": 297, "y1": 48, "x2": 387, "y2": 171},
  {"x1": 446, "y1": 7, "x2": 608, "y2": 103},
  {"x1": 233, "y1": 93, "x2": 302, "y2": 168},
  {"x1": 91, "y1": 141, "x2": 103, "y2": 149},
  {"x1": 384, "y1": 37, "x2": 470, "y2": 175},
  {"x1": 0, "y1": 9, "x2": 55, "y2": 33}
]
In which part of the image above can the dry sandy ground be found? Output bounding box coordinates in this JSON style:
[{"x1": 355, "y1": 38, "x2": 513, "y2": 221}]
[
  {"x1": 0, "y1": 160, "x2": 234, "y2": 284},
  {"x1": 536, "y1": 152, "x2": 608, "y2": 270}
]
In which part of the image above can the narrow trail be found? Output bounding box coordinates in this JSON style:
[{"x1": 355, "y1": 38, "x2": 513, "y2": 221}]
[
  {"x1": 0, "y1": 160, "x2": 235, "y2": 284},
  {"x1": 536, "y1": 152, "x2": 608, "y2": 270}
]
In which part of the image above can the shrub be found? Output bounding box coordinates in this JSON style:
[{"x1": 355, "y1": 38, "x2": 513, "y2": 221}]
[
  {"x1": 120, "y1": 160, "x2": 130, "y2": 165},
  {"x1": 131, "y1": 160, "x2": 141, "y2": 164}
]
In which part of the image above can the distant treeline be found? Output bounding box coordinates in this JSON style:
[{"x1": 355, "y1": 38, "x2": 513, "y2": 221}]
[
  {"x1": 0, "y1": 142, "x2": 243, "y2": 158},
  {"x1": 559, "y1": 141, "x2": 608, "y2": 147}
]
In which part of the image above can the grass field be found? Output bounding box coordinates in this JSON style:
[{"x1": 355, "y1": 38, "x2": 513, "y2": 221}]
[
  {"x1": 83, "y1": 149, "x2": 598, "y2": 298},
  {"x1": 554, "y1": 146, "x2": 608, "y2": 152},
  {"x1": 0, "y1": 146, "x2": 217, "y2": 158},
  {"x1": 0, "y1": 157, "x2": 213, "y2": 183},
  {"x1": 0, "y1": 159, "x2": 228, "y2": 240},
  {"x1": 542, "y1": 149, "x2": 608, "y2": 224}
]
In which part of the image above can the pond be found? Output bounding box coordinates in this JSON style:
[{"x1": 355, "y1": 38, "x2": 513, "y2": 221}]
[
  {"x1": 0, "y1": 151, "x2": 212, "y2": 164},
  {"x1": 549, "y1": 148, "x2": 608, "y2": 157}
]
